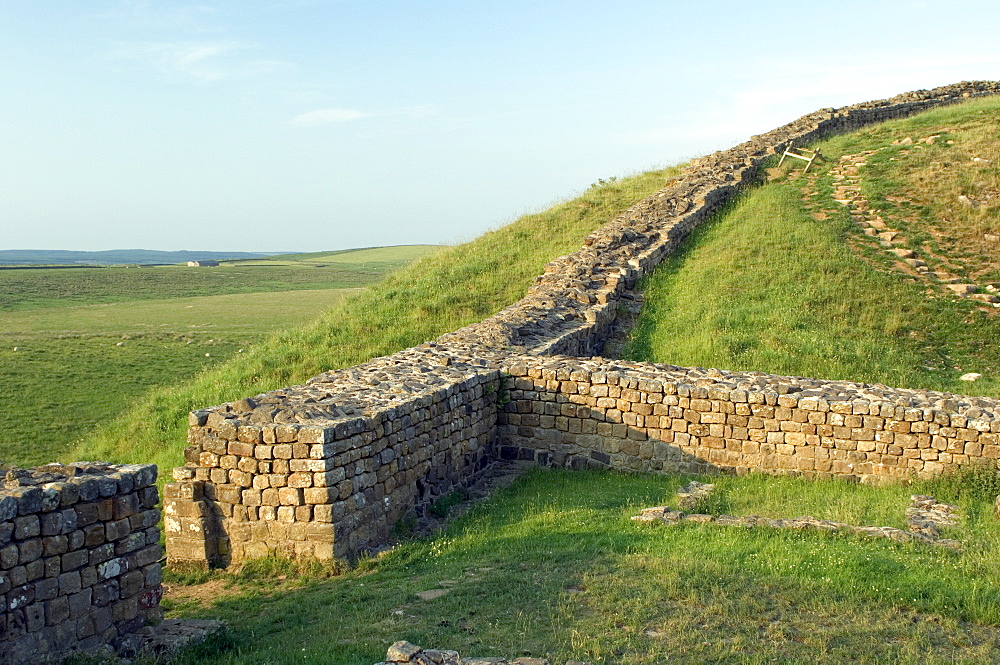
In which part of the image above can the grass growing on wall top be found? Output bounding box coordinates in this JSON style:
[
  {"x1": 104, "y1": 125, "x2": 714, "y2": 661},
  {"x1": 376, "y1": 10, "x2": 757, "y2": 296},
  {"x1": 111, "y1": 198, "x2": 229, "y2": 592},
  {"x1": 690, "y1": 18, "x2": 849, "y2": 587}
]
[{"x1": 72, "y1": 167, "x2": 681, "y2": 474}]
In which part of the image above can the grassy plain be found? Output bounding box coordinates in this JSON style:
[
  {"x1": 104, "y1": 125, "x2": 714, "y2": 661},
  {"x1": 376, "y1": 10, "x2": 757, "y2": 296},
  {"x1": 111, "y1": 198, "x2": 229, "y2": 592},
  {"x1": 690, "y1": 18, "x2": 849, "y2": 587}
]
[
  {"x1": 232, "y1": 245, "x2": 439, "y2": 266},
  {"x1": 0, "y1": 246, "x2": 439, "y2": 466},
  {"x1": 0, "y1": 245, "x2": 439, "y2": 311},
  {"x1": 167, "y1": 468, "x2": 1000, "y2": 665},
  {"x1": 72, "y1": 168, "x2": 683, "y2": 474}
]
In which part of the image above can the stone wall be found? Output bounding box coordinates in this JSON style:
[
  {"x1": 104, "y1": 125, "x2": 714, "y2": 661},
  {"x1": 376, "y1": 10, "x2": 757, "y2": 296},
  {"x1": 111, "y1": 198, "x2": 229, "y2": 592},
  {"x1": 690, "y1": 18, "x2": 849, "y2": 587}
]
[
  {"x1": 165, "y1": 80, "x2": 1000, "y2": 568},
  {"x1": 497, "y1": 357, "x2": 1000, "y2": 482},
  {"x1": 0, "y1": 463, "x2": 162, "y2": 665},
  {"x1": 165, "y1": 349, "x2": 502, "y2": 565}
]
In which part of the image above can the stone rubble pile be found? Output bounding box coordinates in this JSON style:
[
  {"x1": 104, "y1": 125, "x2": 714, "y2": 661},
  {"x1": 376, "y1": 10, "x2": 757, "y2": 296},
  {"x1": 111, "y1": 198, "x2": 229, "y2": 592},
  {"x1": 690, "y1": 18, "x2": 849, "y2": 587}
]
[
  {"x1": 115, "y1": 618, "x2": 226, "y2": 664},
  {"x1": 375, "y1": 640, "x2": 591, "y2": 665},
  {"x1": 906, "y1": 494, "x2": 959, "y2": 538},
  {"x1": 675, "y1": 480, "x2": 716, "y2": 510},
  {"x1": 633, "y1": 485, "x2": 963, "y2": 550}
]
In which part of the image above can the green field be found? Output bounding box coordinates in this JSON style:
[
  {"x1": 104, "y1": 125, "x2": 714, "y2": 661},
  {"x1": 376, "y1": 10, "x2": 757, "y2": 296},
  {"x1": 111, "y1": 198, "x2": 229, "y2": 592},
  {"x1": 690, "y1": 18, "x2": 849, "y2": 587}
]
[
  {"x1": 71, "y1": 167, "x2": 683, "y2": 475},
  {"x1": 230, "y1": 245, "x2": 439, "y2": 266},
  {"x1": 0, "y1": 245, "x2": 439, "y2": 311},
  {"x1": 0, "y1": 246, "x2": 440, "y2": 466},
  {"x1": 0, "y1": 288, "x2": 364, "y2": 338}
]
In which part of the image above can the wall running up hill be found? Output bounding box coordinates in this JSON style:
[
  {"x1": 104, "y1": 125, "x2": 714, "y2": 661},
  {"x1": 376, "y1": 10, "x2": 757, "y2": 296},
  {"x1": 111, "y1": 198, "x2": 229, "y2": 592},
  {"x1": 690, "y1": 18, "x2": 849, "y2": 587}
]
[{"x1": 163, "y1": 81, "x2": 1000, "y2": 568}]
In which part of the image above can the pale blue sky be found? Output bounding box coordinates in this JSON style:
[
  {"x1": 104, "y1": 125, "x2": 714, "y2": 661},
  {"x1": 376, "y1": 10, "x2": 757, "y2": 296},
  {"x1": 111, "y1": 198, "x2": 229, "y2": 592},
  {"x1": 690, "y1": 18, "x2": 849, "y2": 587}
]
[{"x1": 2, "y1": 1, "x2": 999, "y2": 252}]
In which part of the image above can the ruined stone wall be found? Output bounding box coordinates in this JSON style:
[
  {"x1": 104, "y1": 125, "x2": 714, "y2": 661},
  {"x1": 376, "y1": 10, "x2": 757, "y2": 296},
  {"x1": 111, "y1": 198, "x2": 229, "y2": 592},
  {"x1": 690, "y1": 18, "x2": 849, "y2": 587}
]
[
  {"x1": 435, "y1": 81, "x2": 1000, "y2": 360},
  {"x1": 165, "y1": 81, "x2": 1000, "y2": 567},
  {"x1": 0, "y1": 463, "x2": 162, "y2": 665},
  {"x1": 497, "y1": 357, "x2": 1000, "y2": 483},
  {"x1": 165, "y1": 349, "x2": 502, "y2": 565}
]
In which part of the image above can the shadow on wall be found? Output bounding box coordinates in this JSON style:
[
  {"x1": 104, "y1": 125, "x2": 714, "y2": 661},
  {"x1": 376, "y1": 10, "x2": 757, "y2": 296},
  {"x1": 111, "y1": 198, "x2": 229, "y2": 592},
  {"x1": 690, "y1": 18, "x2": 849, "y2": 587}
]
[{"x1": 496, "y1": 357, "x2": 999, "y2": 485}]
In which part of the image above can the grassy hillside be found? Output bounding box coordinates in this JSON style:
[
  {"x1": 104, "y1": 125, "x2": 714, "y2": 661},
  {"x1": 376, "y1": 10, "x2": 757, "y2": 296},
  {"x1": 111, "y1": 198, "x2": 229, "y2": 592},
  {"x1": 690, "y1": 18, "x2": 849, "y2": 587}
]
[
  {"x1": 823, "y1": 98, "x2": 1000, "y2": 284},
  {"x1": 71, "y1": 168, "x2": 681, "y2": 473},
  {"x1": 0, "y1": 247, "x2": 437, "y2": 467},
  {"x1": 625, "y1": 96, "x2": 1000, "y2": 399},
  {"x1": 87, "y1": 96, "x2": 1000, "y2": 664}
]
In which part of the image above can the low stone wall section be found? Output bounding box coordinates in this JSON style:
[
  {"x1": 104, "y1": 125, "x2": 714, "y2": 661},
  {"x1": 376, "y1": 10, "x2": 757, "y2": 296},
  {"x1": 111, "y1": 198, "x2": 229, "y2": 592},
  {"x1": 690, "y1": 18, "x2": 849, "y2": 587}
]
[
  {"x1": 165, "y1": 347, "x2": 502, "y2": 565},
  {"x1": 0, "y1": 463, "x2": 162, "y2": 665},
  {"x1": 497, "y1": 357, "x2": 1000, "y2": 483},
  {"x1": 165, "y1": 81, "x2": 1000, "y2": 567}
]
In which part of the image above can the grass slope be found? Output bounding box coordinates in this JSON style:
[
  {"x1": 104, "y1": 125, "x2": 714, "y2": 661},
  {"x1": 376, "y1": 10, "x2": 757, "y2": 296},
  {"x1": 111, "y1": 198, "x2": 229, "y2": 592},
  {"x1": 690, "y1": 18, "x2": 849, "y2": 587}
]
[
  {"x1": 819, "y1": 96, "x2": 1000, "y2": 283},
  {"x1": 167, "y1": 468, "x2": 1000, "y2": 665},
  {"x1": 71, "y1": 168, "x2": 680, "y2": 473},
  {"x1": 0, "y1": 247, "x2": 439, "y2": 466},
  {"x1": 625, "y1": 97, "x2": 1000, "y2": 398}
]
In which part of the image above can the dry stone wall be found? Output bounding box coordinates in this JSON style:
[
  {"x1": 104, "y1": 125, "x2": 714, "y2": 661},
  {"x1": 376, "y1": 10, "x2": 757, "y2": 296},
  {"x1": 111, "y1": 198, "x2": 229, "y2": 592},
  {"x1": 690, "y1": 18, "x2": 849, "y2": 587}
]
[
  {"x1": 497, "y1": 357, "x2": 1000, "y2": 482},
  {"x1": 165, "y1": 81, "x2": 1000, "y2": 568},
  {"x1": 165, "y1": 349, "x2": 502, "y2": 564},
  {"x1": 0, "y1": 463, "x2": 162, "y2": 665}
]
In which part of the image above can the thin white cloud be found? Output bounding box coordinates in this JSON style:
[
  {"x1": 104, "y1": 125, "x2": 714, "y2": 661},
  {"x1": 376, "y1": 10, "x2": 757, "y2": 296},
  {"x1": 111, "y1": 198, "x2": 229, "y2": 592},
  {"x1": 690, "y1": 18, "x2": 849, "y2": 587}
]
[
  {"x1": 111, "y1": 41, "x2": 291, "y2": 83},
  {"x1": 102, "y1": 1, "x2": 221, "y2": 33},
  {"x1": 608, "y1": 50, "x2": 1000, "y2": 163},
  {"x1": 733, "y1": 52, "x2": 1000, "y2": 113},
  {"x1": 288, "y1": 108, "x2": 369, "y2": 127}
]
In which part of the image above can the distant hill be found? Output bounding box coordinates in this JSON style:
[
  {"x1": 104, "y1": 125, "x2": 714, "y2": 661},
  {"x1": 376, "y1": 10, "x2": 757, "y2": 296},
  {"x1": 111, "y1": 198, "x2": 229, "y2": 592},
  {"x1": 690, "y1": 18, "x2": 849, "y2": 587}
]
[{"x1": 0, "y1": 249, "x2": 283, "y2": 266}]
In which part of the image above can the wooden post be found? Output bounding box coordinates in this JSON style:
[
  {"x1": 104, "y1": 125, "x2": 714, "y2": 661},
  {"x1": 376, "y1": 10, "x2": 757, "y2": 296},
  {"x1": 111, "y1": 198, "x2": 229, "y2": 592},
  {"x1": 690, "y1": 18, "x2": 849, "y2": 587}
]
[{"x1": 778, "y1": 142, "x2": 823, "y2": 173}]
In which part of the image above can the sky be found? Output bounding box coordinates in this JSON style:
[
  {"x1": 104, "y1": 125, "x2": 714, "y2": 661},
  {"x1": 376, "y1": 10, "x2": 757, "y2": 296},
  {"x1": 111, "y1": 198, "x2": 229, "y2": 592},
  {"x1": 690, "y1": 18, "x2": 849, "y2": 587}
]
[{"x1": 2, "y1": 1, "x2": 999, "y2": 253}]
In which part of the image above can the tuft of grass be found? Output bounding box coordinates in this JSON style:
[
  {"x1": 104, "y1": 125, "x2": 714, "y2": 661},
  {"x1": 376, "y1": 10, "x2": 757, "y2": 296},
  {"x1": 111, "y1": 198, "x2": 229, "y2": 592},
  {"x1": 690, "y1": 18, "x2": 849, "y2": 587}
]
[
  {"x1": 72, "y1": 166, "x2": 682, "y2": 475},
  {"x1": 163, "y1": 564, "x2": 215, "y2": 587},
  {"x1": 429, "y1": 488, "x2": 471, "y2": 518},
  {"x1": 926, "y1": 461, "x2": 1000, "y2": 506},
  {"x1": 230, "y1": 555, "x2": 347, "y2": 585}
]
